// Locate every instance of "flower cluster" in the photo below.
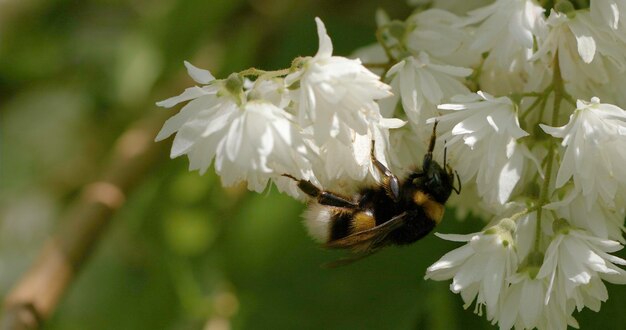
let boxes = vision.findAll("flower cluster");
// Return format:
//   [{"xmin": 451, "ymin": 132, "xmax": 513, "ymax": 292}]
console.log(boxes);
[
  {"xmin": 157, "ymin": 1, "xmax": 626, "ymax": 329},
  {"xmin": 156, "ymin": 18, "xmax": 403, "ymax": 196},
  {"xmin": 417, "ymin": 1, "xmax": 626, "ymax": 329}
]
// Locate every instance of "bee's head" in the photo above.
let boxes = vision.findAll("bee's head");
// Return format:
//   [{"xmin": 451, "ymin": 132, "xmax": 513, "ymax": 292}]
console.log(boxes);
[{"xmin": 414, "ymin": 122, "xmax": 461, "ymax": 203}]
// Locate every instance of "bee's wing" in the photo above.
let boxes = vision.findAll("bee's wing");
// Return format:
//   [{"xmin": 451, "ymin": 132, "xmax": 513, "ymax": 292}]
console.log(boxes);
[
  {"xmin": 321, "ymin": 251, "xmax": 376, "ymax": 268},
  {"xmin": 325, "ymin": 212, "xmax": 406, "ymax": 250},
  {"xmin": 325, "ymin": 212, "xmax": 407, "ymax": 251},
  {"xmin": 322, "ymin": 213, "xmax": 407, "ymax": 268}
]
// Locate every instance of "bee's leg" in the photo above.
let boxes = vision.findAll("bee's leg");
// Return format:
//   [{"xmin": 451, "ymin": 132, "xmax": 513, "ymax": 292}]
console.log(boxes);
[
  {"xmin": 282, "ymin": 174, "xmax": 358, "ymax": 209},
  {"xmin": 370, "ymin": 141, "xmax": 400, "ymax": 201}
]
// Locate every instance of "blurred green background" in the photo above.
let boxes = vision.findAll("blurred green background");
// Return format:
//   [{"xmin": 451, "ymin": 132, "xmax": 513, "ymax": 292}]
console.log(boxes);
[{"xmin": 1, "ymin": 1, "xmax": 625, "ymax": 329}]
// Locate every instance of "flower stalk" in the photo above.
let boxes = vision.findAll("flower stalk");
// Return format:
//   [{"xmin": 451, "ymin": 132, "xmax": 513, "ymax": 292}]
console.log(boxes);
[{"xmin": 535, "ymin": 51, "xmax": 565, "ymax": 251}]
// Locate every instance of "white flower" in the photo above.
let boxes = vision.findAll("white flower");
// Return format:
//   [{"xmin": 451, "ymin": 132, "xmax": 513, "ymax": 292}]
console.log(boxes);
[
  {"xmin": 455, "ymin": 0, "xmax": 545, "ymax": 95},
  {"xmin": 536, "ymin": 293, "xmax": 578, "ymax": 330},
  {"xmin": 248, "ymin": 78, "xmax": 290, "ymax": 109},
  {"xmin": 315, "ymin": 117, "xmax": 405, "ymax": 185},
  {"xmin": 540, "ymin": 97, "xmax": 626, "ymax": 208},
  {"xmin": 425, "ymin": 219, "xmax": 518, "ymax": 321},
  {"xmin": 537, "ymin": 222, "xmax": 626, "ymax": 313},
  {"xmin": 387, "ymin": 125, "xmax": 428, "ymax": 174},
  {"xmin": 590, "ymin": 0, "xmax": 626, "ymax": 34},
  {"xmin": 498, "ymin": 270, "xmax": 547, "ymax": 330},
  {"xmin": 350, "ymin": 43, "xmax": 388, "ymax": 76},
  {"xmin": 496, "ymin": 247, "xmax": 579, "ymax": 330},
  {"xmin": 546, "ymin": 187, "xmax": 626, "ymax": 243},
  {"xmin": 532, "ymin": 10, "xmax": 622, "ymax": 98},
  {"xmin": 607, "ymin": 60, "xmax": 626, "ymax": 109},
  {"xmin": 478, "ymin": 58, "xmax": 527, "ymax": 97},
  {"xmin": 285, "ymin": 17, "xmax": 392, "ymax": 145},
  {"xmin": 521, "ymin": 57, "xmax": 554, "ymax": 94},
  {"xmin": 380, "ymin": 52, "xmax": 471, "ymax": 131},
  {"xmin": 409, "ymin": 0, "xmax": 494, "ymax": 16},
  {"xmin": 573, "ymin": 9, "xmax": 626, "ymax": 73},
  {"xmin": 590, "ymin": 55, "xmax": 626, "ymax": 108},
  {"xmin": 512, "ymin": 211, "xmax": 544, "ymax": 262},
  {"xmin": 461, "ymin": 0, "xmax": 546, "ymax": 68},
  {"xmin": 156, "ymin": 66, "xmax": 311, "ymax": 193},
  {"xmin": 511, "ymin": 220, "xmax": 626, "ymax": 330},
  {"xmin": 405, "ymin": 9, "xmax": 481, "ymax": 67},
  {"xmin": 214, "ymin": 101, "xmax": 311, "ymax": 192},
  {"xmin": 156, "ymin": 62, "xmax": 220, "ymax": 108},
  {"xmin": 433, "ymin": 92, "xmax": 529, "ymax": 205},
  {"xmin": 537, "ymin": 220, "xmax": 626, "ymax": 301}
]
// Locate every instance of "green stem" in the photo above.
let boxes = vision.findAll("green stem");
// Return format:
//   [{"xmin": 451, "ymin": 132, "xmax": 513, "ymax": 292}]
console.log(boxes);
[
  {"xmin": 520, "ymin": 91, "xmax": 547, "ymax": 121},
  {"xmin": 467, "ymin": 54, "xmax": 486, "ymax": 92},
  {"xmin": 239, "ymin": 67, "xmax": 268, "ymax": 76},
  {"xmin": 519, "ymin": 92, "xmax": 544, "ymax": 98},
  {"xmin": 510, "ymin": 207, "xmax": 536, "ymax": 223},
  {"xmin": 534, "ymin": 52, "xmax": 564, "ymax": 250},
  {"xmin": 551, "ymin": 64, "xmax": 564, "ymax": 126},
  {"xmin": 240, "ymin": 67, "xmax": 291, "ymax": 81},
  {"xmin": 376, "ymin": 27, "xmax": 395, "ymax": 63},
  {"xmin": 534, "ymin": 148, "xmax": 554, "ymax": 249},
  {"xmin": 363, "ymin": 62, "xmax": 394, "ymax": 69},
  {"xmin": 536, "ymin": 95, "xmax": 549, "ymax": 125},
  {"xmin": 563, "ymin": 93, "xmax": 576, "ymax": 107}
]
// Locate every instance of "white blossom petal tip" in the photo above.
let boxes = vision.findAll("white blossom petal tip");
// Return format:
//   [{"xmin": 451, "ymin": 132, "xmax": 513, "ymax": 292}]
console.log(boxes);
[
  {"xmin": 314, "ymin": 17, "xmax": 333, "ymax": 58},
  {"xmin": 184, "ymin": 61, "xmax": 215, "ymax": 84},
  {"xmin": 156, "ymin": 86, "xmax": 211, "ymax": 108}
]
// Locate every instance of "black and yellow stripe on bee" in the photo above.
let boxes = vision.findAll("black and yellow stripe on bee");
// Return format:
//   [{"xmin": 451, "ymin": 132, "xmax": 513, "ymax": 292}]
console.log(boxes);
[
  {"xmin": 327, "ymin": 209, "xmax": 377, "ymax": 241},
  {"xmin": 328, "ymin": 209, "xmax": 352, "ymax": 241},
  {"xmin": 412, "ymin": 191, "xmax": 445, "ymax": 225},
  {"xmin": 351, "ymin": 211, "xmax": 376, "ymax": 232},
  {"xmin": 326, "ymin": 189, "xmax": 445, "ymax": 244}
]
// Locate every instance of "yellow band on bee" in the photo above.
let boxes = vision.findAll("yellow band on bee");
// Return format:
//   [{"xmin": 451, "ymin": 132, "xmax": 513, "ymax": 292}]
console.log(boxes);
[
  {"xmin": 413, "ymin": 191, "xmax": 445, "ymax": 224},
  {"xmin": 352, "ymin": 211, "xmax": 376, "ymax": 232}
]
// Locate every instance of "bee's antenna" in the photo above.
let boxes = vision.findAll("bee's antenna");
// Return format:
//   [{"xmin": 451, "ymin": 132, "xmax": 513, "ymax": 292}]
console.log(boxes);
[
  {"xmin": 452, "ymin": 170, "xmax": 462, "ymax": 194},
  {"xmin": 427, "ymin": 121, "xmax": 438, "ymax": 154}
]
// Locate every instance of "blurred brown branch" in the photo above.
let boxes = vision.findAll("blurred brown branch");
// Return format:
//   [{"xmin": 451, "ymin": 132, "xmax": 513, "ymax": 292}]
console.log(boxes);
[
  {"xmin": 0, "ymin": 111, "xmax": 170, "ymax": 330},
  {"xmin": 0, "ymin": 4, "xmax": 284, "ymax": 326}
]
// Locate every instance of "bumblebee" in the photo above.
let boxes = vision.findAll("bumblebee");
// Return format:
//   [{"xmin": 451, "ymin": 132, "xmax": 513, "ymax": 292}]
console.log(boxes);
[{"xmin": 284, "ymin": 122, "xmax": 461, "ymax": 267}]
